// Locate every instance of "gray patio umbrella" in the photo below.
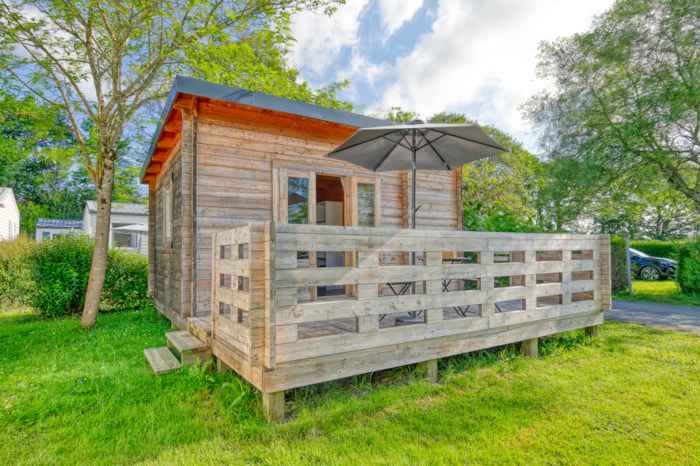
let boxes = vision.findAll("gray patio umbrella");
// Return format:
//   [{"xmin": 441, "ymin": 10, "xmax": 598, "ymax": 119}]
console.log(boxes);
[{"xmin": 325, "ymin": 120, "xmax": 508, "ymax": 229}]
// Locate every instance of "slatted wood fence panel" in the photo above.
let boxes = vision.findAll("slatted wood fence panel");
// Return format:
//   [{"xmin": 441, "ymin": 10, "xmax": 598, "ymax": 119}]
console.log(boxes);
[{"xmin": 212, "ymin": 221, "xmax": 610, "ymax": 392}]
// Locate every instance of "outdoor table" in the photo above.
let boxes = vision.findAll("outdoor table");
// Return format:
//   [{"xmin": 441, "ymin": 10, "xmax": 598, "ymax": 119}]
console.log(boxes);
[{"xmin": 441, "ymin": 257, "xmax": 502, "ymax": 314}]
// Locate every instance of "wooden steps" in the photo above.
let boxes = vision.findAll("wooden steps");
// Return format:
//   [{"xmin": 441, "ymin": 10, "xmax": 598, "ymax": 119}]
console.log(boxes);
[
  {"xmin": 166, "ymin": 330, "xmax": 211, "ymax": 366},
  {"xmin": 145, "ymin": 326, "xmax": 212, "ymax": 375},
  {"xmin": 144, "ymin": 347, "xmax": 181, "ymax": 375},
  {"xmin": 188, "ymin": 316, "xmax": 212, "ymax": 346}
]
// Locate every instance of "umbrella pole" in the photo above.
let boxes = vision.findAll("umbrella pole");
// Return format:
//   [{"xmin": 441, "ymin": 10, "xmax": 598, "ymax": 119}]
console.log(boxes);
[{"xmin": 411, "ymin": 133, "xmax": 417, "ymax": 301}]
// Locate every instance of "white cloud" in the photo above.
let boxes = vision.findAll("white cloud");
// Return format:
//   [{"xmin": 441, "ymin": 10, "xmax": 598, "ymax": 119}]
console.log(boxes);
[
  {"xmin": 382, "ymin": 0, "xmax": 615, "ymax": 145},
  {"xmin": 288, "ymin": 0, "xmax": 617, "ymax": 152},
  {"xmin": 289, "ymin": 1, "xmax": 370, "ymax": 76},
  {"xmin": 379, "ymin": 0, "xmax": 425, "ymax": 37}
]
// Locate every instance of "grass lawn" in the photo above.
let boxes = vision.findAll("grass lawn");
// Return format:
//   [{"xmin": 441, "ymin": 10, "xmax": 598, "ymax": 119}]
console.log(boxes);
[
  {"xmin": 2, "ymin": 307, "xmax": 700, "ymax": 465},
  {"xmin": 614, "ymin": 280, "xmax": 700, "ymax": 307}
]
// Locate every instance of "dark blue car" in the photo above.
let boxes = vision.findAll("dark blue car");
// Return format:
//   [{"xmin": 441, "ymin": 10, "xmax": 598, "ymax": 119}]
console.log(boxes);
[{"xmin": 629, "ymin": 248, "xmax": 677, "ymax": 281}]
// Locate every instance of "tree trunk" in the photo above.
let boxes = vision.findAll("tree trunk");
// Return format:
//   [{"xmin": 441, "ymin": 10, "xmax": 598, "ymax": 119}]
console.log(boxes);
[{"xmin": 80, "ymin": 152, "xmax": 116, "ymax": 328}]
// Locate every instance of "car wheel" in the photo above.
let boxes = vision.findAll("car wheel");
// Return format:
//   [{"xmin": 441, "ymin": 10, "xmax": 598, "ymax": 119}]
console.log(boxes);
[{"xmin": 640, "ymin": 266, "xmax": 661, "ymax": 281}]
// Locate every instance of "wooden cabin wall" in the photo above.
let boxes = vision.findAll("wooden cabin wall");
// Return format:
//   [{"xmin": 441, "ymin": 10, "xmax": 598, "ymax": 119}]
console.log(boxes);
[
  {"xmin": 152, "ymin": 146, "xmax": 185, "ymax": 328},
  {"xmin": 191, "ymin": 106, "xmax": 462, "ymax": 317}
]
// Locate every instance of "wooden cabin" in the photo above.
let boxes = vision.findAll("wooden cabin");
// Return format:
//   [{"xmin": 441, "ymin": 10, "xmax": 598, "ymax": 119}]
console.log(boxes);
[{"xmin": 142, "ymin": 76, "xmax": 609, "ymax": 421}]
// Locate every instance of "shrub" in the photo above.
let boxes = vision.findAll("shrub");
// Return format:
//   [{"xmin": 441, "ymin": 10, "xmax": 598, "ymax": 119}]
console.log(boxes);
[
  {"xmin": 101, "ymin": 248, "xmax": 149, "ymax": 312},
  {"xmin": 29, "ymin": 235, "xmax": 94, "ymax": 317},
  {"xmin": 677, "ymin": 238, "xmax": 700, "ymax": 295},
  {"xmin": 630, "ymin": 240, "xmax": 687, "ymax": 261},
  {"xmin": 0, "ymin": 236, "xmax": 36, "ymax": 311},
  {"xmin": 610, "ymin": 236, "xmax": 629, "ymax": 292}
]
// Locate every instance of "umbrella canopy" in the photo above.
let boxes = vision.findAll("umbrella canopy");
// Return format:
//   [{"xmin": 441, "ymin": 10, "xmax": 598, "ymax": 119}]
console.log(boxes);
[
  {"xmin": 113, "ymin": 223, "xmax": 149, "ymax": 232},
  {"xmin": 325, "ymin": 121, "xmax": 508, "ymax": 228}
]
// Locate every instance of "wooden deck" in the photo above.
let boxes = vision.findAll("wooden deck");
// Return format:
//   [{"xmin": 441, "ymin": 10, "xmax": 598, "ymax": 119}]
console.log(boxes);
[{"xmin": 210, "ymin": 221, "xmax": 610, "ymax": 420}]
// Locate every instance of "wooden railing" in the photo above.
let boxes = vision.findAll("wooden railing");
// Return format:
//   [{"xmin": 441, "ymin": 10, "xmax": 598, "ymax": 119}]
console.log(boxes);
[{"xmin": 212, "ymin": 222, "xmax": 610, "ymax": 382}]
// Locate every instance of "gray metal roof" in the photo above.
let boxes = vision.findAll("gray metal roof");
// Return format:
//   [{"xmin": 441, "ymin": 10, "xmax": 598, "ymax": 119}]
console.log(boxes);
[
  {"xmin": 140, "ymin": 76, "xmax": 393, "ymax": 181},
  {"xmin": 36, "ymin": 218, "xmax": 83, "ymax": 229},
  {"xmin": 86, "ymin": 200, "xmax": 148, "ymax": 215}
]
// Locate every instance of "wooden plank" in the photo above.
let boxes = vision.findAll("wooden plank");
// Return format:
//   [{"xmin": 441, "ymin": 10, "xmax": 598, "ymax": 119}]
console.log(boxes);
[
  {"xmin": 166, "ymin": 330, "xmax": 207, "ymax": 354},
  {"xmin": 276, "ymin": 290, "xmax": 490, "ymax": 324},
  {"xmin": 144, "ymin": 347, "xmax": 181, "ymax": 375},
  {"xmin": 262, "ymin": 312, "xmax": 604, "ymax": 392}
]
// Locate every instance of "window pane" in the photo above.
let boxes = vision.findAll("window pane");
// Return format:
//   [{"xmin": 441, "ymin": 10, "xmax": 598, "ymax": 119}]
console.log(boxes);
[
  {"xmin": 113, "ymin": 232, "xmax": 133, "ymax": 248},
  {"xmin": 357, "ymin": 183, "xmax": 376, "ymax": 227},
  {"xmin": 288, "ymin": 177, "xmax": 309, "ymax": 224}
]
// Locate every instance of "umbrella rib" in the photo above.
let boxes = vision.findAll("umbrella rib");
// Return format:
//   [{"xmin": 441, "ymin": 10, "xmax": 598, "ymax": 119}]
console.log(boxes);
[
  {"xmin": 325, "ymin": 132, "xmax": 393, "ymax": 155},
  {"xmin": 423, "ymin": 136, "xmax": 452, "ymax": 170},
  {"xmin": 372, "ymin": 142, "xmax": 398, "ymax": 171},
  {"xmin": 443, "ymin": 132, "xmax": 507, "ymax": 151}
]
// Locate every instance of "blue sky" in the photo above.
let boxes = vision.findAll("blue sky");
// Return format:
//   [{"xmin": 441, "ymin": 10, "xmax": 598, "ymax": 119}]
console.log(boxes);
[{"xmin": 290, "ymin": 0, "xmax": 616, "ymax": 154}]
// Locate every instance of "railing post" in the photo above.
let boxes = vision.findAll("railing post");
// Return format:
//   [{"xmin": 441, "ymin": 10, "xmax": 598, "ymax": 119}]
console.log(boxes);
[
  {"xmin": 562, "ymin": 250, "xmax": 572, "ymax": 305},
  {"xmin": 264, "ymin": 221, "xmax": 277, "ymax": 369},
  {"xmin": 356, "ymin": 251, "xmax": 379, "ymax": 332},
  {"xmin": 524, "ymin": 250, "xmax": 537, "ymax": 311},
  {"xmin": 479, "ymin": 251, "xmax": 495, "ymax": 316},
  {"xmin": 211, "ymin": 232, "xmax": 218, "ymax": 352},
  {"xmin": 423, "ymin": 251, "xmax": 443, "ymax": 324}
]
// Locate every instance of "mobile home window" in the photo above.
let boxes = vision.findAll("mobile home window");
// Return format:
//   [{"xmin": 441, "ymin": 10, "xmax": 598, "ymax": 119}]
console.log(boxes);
[
  {"xmin": 164, "ymin": 180, "xmax": 172, "ymax": 246},
  {"xmin": 287, "ymin": 176, "xmax": 309, "ymax": 224},
  {"xmin": 351, "ymin": 177, "xmax": 381, "ymax": 227}
]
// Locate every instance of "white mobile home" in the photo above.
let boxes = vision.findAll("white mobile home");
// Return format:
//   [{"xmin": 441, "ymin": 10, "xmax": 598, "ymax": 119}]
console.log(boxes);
[
  {"xmin": 82, "ymin": 201, "xmax": 149, "ymax": 255},
  {"xmin": 35, "ymin": 218, "xmax": 84, "ymax": 242},
  {"xmin": 0, "ymin": 188, "xmax": 20, "ymax": 241}
]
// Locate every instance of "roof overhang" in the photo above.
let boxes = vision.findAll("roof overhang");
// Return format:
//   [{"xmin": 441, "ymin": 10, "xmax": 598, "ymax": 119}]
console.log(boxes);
[{"xmin": 140, "ymin": 76, "xmax": 392, "ymax": 186}]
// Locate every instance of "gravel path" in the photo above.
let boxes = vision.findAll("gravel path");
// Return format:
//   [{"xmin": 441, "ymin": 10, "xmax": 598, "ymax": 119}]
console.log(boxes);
[{"xmin": 606, "ymin": 299, "xmax": 700, "ymax": 335}]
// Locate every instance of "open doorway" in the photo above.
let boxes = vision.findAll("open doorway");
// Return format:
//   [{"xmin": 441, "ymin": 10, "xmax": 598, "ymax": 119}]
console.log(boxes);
[{"xmin": 316, "ymin": 175, "xmax": 345, "ymax": 297}]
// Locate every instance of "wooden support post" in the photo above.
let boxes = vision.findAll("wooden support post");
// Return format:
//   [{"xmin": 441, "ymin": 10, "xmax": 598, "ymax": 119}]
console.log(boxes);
[
  {"xmin": 417, "ymin": 359, "xmax": 438, "ymax": 382},
  {"xmin": 216, "ymin": 358, "xmax": 232, "ymax": 373},
  {"xmin": 523, "ymin": 338, "xmax": 538, "ymax": 358},
  {"xmin": 586, "ymin": 326, "xmax": 599, "ymax": 338},
  {"xmin": 263, "ymin": 391, "xmax": 285, "ymax": 422}
]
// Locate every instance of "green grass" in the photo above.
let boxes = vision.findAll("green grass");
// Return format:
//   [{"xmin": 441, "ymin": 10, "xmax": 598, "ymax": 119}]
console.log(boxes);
[
  {"xmin": 614, "ymin": 280, "xmax": 700, "ymax": 307},
  {"xmin": 2, "ymin": 307, "xmax": 700, "ymax": 465}
]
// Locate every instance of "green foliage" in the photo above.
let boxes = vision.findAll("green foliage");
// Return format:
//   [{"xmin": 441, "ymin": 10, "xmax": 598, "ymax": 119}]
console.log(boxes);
[
  {"xmin": 2, "ymin": 235, "xmax": 149, "ymax": 317},
  {"xmin": 526, "ymin": 0, "xmax": 700, "ymax": 210},
  {"xmin": 29, "ymin": 235, "xmax": 94, "ymax": 317},
  {"xmin": 0, "ymin": 236, "xmax": 36, "ymax": 310},
  {"xmin": 426, "ymin": 112, "xmax": 542, "ymax": 232},
  {"xmin": 101, "ymin": 249, "xmax": 150, "ymax": 312},
  {"xmin": 630, "ymin": 240, "xmax": 688, "ymax": 260},
  {"xmin": 386, "ymin": 106, "xmax": 420, "ymax": 123},
  {"xmin": 677, "ymin": 238, "xmax": 700, "ymax": 295},
  {"xmin": 187, "ymin": 27, "xmax": 353, "ymax": 112},
  {"xmin": 610, "ymin": 236, "xmax": 629, "ymax": 292}
]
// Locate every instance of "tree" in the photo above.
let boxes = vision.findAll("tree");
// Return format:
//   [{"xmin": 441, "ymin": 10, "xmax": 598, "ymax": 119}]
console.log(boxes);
[
  {"xmin": 0, "ymin": 0, "xmax": 341, "ymax": 327},
  {"xmin": 525, "ymin": 0, "xmax": 700, "ymax": 210},
  {"xmin": 0, "ymin": 89, "xmax": 92, "ymax": 233},
  {"xmin": 429, "ymin": 112, "xmax": 541, "ymax": 232},
  {"xmin": 187, "ymin": 26, "xmax": 353, "ymax": 111}
]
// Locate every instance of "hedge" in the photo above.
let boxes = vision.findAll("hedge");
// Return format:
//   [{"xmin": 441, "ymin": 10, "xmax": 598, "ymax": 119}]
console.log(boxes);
[
  {"xmin": 677, "ymin": 238, "xmax": 700, "ymax": 295},
  {"xmin": 629, "ymin": 240, "xmax": 687, "ymax": 260},
  {"xmin": 610, "ymin": 236, "xmax": 629, "ymax": 292},
  {"xmin": 0, "ymin": 235, "xmax": 149, "ymax": 317},
  {"xmin": 0, "ymin": 236, "xmax": 36, "ymax": 310}
]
